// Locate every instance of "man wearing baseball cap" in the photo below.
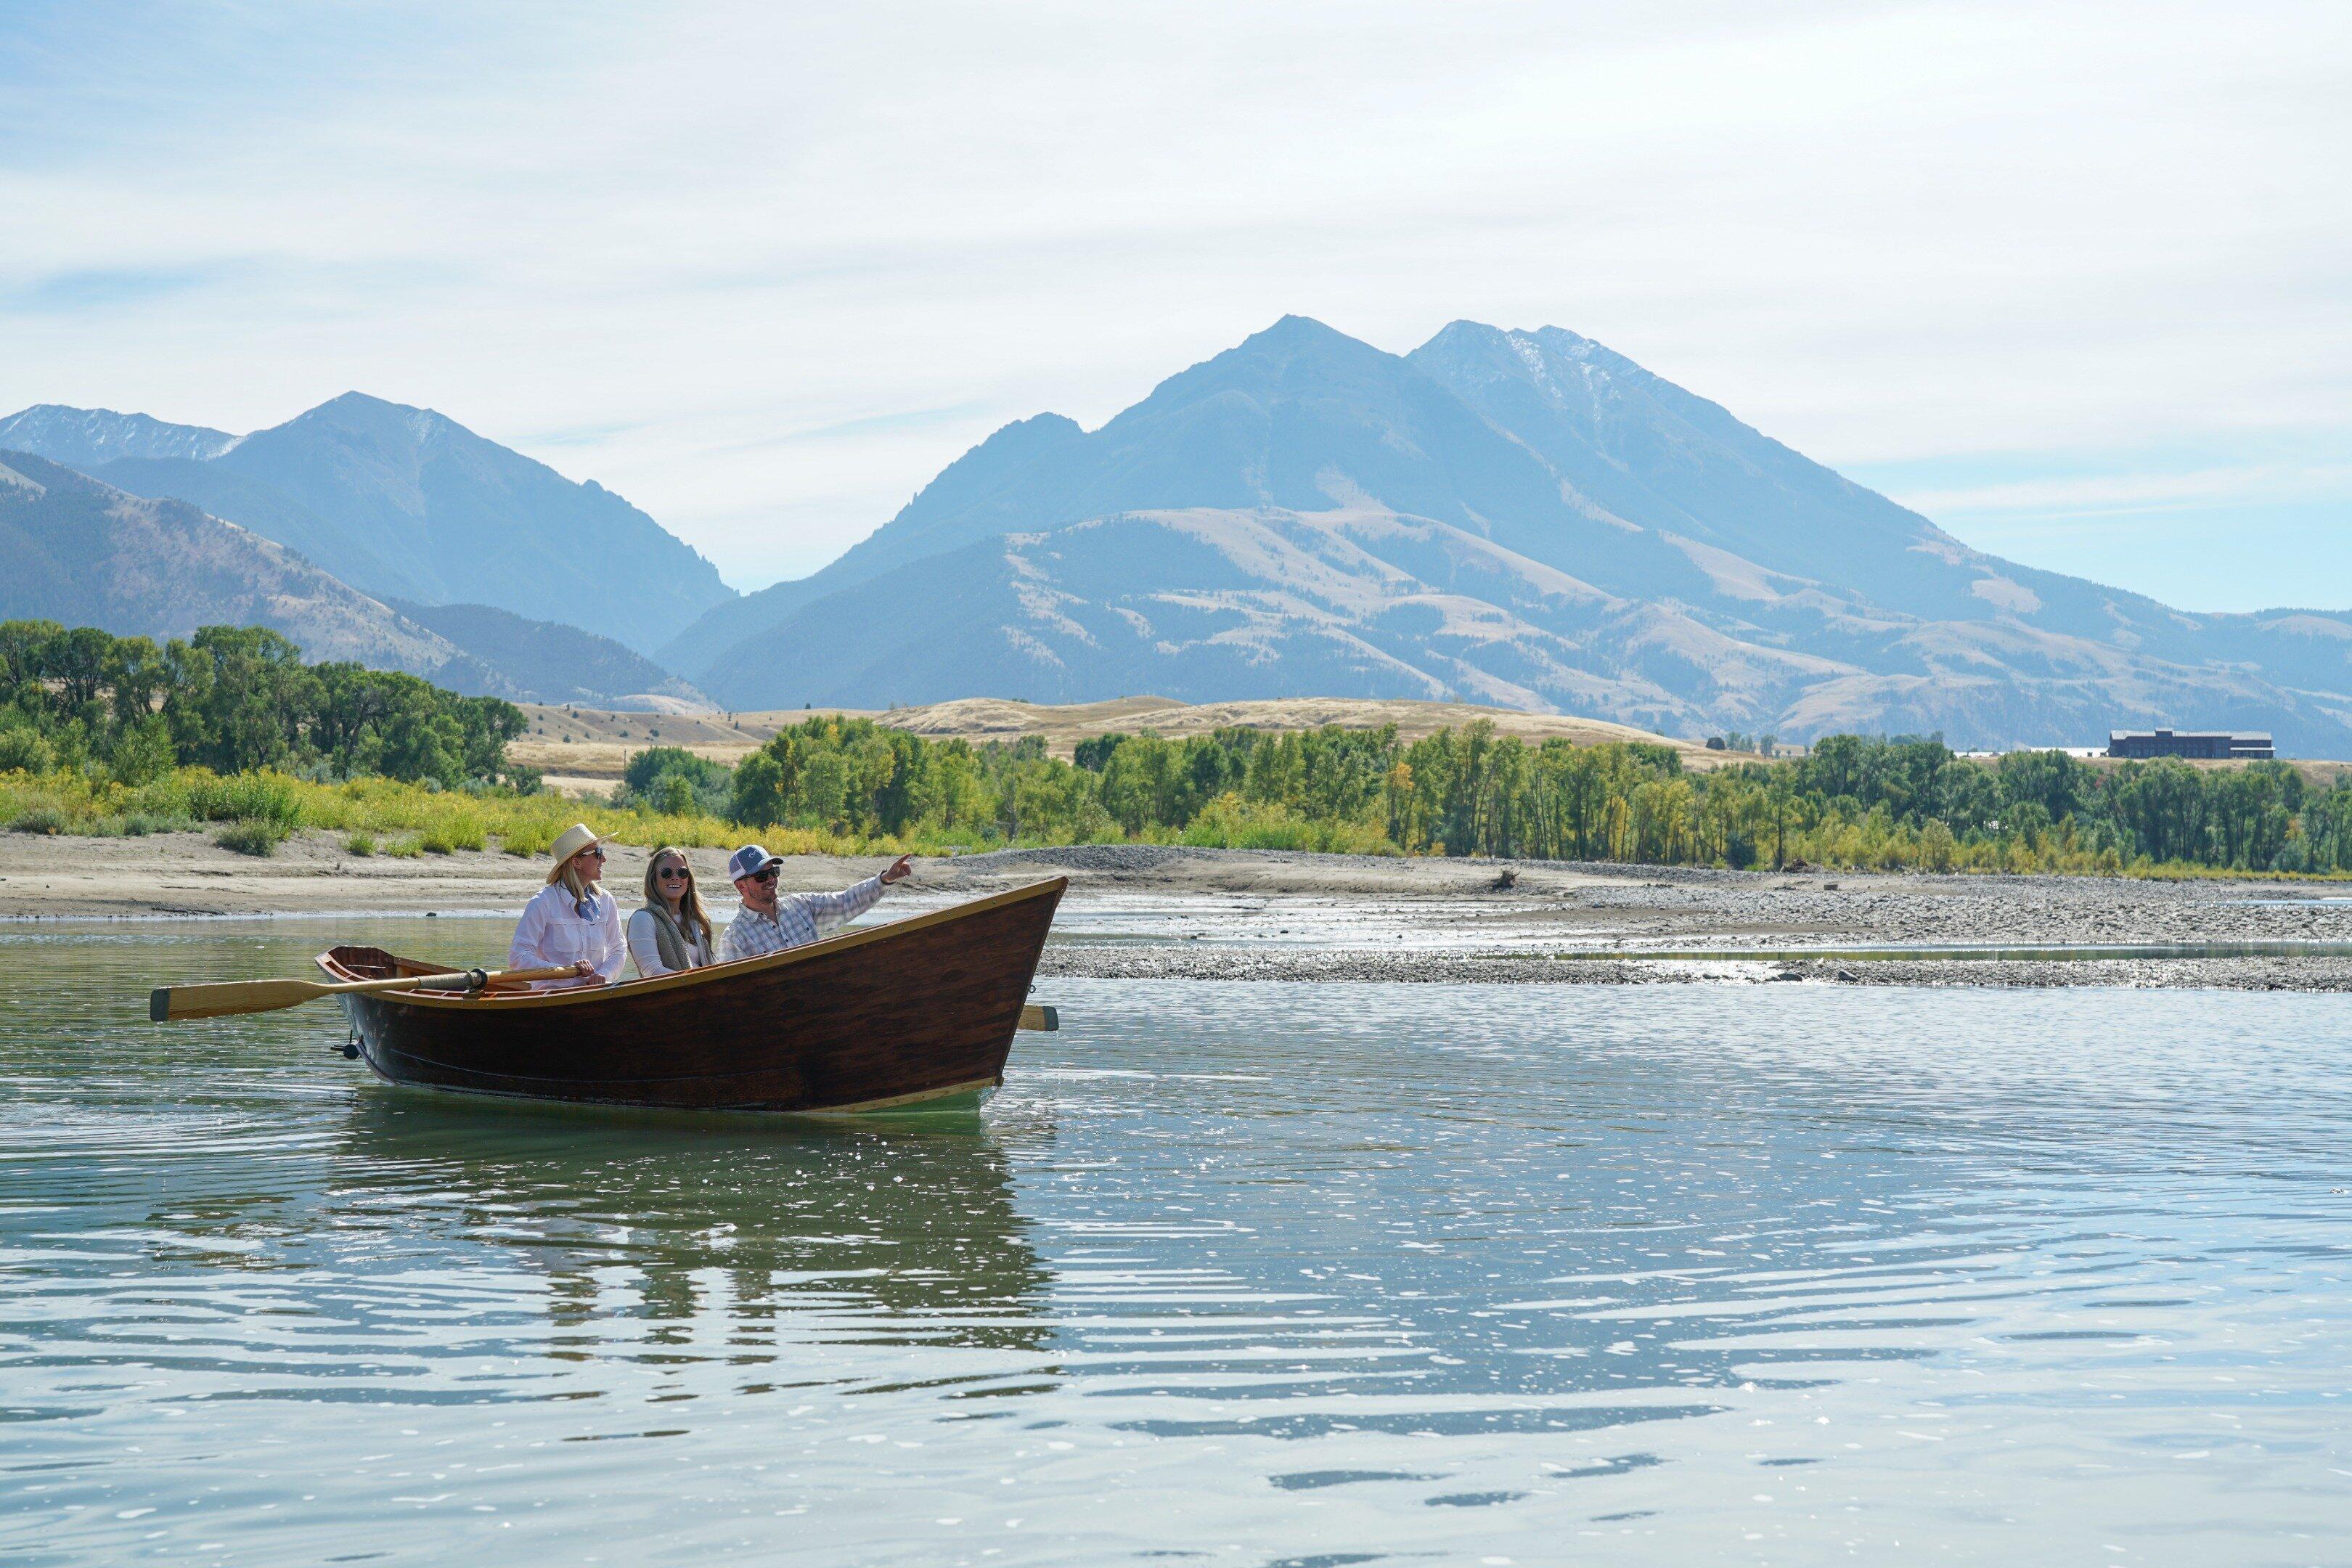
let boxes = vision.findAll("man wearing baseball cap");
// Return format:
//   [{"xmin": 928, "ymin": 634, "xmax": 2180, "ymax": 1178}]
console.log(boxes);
[{"xmin": 719, "ymin": 843, "xmax": 915, "ymax": 963}]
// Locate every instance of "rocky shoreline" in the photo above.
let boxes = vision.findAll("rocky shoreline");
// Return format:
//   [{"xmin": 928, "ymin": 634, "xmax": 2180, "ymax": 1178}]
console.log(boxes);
[
  {"xmin": 1035, "ymin": 945, "xmax": 2352, "ymax": 991},
  {"xmin": 5, "ymin": 833, "xmax": 2350, "ymax": 989},
  {"xmin": 963, "ymin": 845, "xmax": 2352, "ymax": 991}
]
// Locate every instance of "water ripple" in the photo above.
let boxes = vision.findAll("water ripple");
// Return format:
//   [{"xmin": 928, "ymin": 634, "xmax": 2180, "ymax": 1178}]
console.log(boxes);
[{"xmin": 1, "ymin": 924, "xmax": 2349, "ymax": 1563}]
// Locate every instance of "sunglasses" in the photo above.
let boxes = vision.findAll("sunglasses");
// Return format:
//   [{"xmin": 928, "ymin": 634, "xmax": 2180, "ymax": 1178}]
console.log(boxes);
[
  {"xmin": 656, "ymin": 865, "xmax": 690, "ymax": 881},
  {"xmin": 750, "ymin": 867, "xmax": 780, "ymax": 884},
  {"xmin": 581, "ymin": 845, "xmax": 607, "ymax": 860}
]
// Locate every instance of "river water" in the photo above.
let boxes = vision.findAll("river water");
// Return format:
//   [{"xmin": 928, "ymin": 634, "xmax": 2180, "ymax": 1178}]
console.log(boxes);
[{"xmin": 3, "ymin": 918, "xmax": 2349, "ymax": 1566}]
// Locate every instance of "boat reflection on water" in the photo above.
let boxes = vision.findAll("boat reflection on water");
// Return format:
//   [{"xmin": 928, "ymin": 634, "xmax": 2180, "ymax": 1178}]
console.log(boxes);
[{"xmin": 332, "ymin": 1095, "xmax": 1056, "ymax": 1360}]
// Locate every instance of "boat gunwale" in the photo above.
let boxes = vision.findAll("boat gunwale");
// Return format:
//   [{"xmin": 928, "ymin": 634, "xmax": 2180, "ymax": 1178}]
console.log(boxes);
[{"xmin": 315, "ymin": 876, "xmax": 1067, "ymax": 1011}]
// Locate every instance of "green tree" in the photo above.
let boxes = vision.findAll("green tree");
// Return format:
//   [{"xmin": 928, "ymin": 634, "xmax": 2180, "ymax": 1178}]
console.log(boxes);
[
  {"xmin": 731, "ymin": 751, "xmax": 788, "ymax": 825},
  {"xmin": 166, "ymin": 626, "xmax": 317, "ymax": 774}
]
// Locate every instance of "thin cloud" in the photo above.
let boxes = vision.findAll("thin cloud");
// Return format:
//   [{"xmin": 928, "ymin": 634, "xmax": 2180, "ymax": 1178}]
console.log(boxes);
[
  {"xmin": 1901, "ymin": 464, "xmax": 2352, "ymax": 517},
  {"xmin": 0, "ymin": 1, "xmax": 2346, "ymax": 603}
]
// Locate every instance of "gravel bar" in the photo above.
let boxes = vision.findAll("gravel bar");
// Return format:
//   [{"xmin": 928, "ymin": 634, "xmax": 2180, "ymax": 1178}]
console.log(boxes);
[{"xmin": 1037, "ymin": 945, "xmax": 2352, "ymax": 990}]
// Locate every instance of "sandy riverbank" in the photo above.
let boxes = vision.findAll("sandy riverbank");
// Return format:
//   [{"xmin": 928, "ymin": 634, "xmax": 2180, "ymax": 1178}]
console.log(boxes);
[
  {"xmin": 0, "ymin": 831, "xmax": 916, "ymax": 918},
  {"xmin": 4, "ymin": 833, "xmax": 2348, "ymax": 989}
]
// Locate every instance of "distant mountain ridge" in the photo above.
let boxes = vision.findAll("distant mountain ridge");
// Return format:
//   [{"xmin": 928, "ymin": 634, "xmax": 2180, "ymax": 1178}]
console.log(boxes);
[
  {"xmin": 381, "ymin": 599, "xmax": 711, "ymax": 711},
  {"xmin": 0, "ymin": 405, "xmax": 237, "ymax": 467},
  {"xmin": 0, "ymin": 451, "xmax": 476, "ymax": 677},
  {"xmin": 664, "ymin": 316, "xmax": 2352, "ymax": 753},
  {"xmin": 19, "ymin": 320, "xmax": 2351, "ymax": 753},
  {"xmin": 0, "ymin": 454, "xmax": 714, "ymax": 710},
  {"xmin": 0, "ymin": 394, "xmax": 735, "ymax": 654}
]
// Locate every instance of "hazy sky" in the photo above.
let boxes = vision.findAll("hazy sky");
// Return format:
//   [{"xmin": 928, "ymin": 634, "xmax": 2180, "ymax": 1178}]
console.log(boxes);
[{"xmin": 4, "ymin": 1, "xmax": 2346, "ymax": 607}]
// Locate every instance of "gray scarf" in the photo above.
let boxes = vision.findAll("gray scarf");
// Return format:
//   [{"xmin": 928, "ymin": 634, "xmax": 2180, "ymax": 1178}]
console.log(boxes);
[{"xmin": 640, "ymin": 900, "xmax": 705, "ymax": 971}]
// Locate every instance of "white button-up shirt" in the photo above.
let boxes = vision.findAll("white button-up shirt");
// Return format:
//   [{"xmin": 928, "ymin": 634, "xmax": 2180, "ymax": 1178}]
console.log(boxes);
[
  {"xmin": 508, "ymin": 882, "xmax": 628, "ymax": 984},
  {"xmin": 721, "ymin": 876, "xmax": 886, "ymax": 963}
]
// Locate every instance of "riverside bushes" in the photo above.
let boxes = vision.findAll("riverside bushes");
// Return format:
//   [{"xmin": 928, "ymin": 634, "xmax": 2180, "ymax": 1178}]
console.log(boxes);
[
  {"xmin": 4, "ymin": 720, "xmax": 2347, "ymax": 880},
  {"xmin": 0, "ymin": 766, "xmax": 818, "ymax": 859},
  {"xmin": 4, "ymin": 607, "xmax": 2348, "ymax": 879}
]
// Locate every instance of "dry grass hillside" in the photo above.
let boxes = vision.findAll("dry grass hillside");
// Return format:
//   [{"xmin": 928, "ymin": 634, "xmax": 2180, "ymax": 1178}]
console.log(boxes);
[
  {"xmin": 510, "ymin": 694, "xmax": 1731, "ymax": 790},
  {"xmin": 510, "ymin": 703, "xmax": 836, "ymax": 790},
  {"xmin": 880, "ymin": 696, "xmax": 1721, "ymax": 761}
]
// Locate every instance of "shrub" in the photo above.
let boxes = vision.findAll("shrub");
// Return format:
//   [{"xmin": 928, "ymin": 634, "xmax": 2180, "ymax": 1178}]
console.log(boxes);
[
  {"xmin": 1176, "ymin": 793, "xmax": 1395, "ymax": 854},
  {"xmin": 344, "ymin": 831, "xmax": 376, "ymax": 856},
  {"xmin": 417, "ymin": 811, "xmax": 485, "ymax": 854},
  {"xmin": 185, "ymin": 772, "xmax": 301, "ymax": 828},
  {"xmin": 214, "ymin": 819, "xmax": 287, "ymax": 857},
  {"xmin": 383, "ymin": 835, "xmax": 425, "ymax": 858},
  {"xmin": 106, "ymin": 718, "xmax": 177, "ymax": 786},
  {"xmin": 499, "ymin": 819, "xmax": 557, "ymax": 857},
  {"xmin": 0, "ymin": 729, "xmax": 57, "ymax": 775},
  {"xmin": 9, "ymin": 806, "xmax": 68, "ymax": 836}
]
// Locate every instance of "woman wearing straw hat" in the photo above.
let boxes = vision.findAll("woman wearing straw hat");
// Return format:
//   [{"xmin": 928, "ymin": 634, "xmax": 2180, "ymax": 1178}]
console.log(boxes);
[{"xmin": 507, "ymin": 823, "xmax": 628, "ymax": 987}]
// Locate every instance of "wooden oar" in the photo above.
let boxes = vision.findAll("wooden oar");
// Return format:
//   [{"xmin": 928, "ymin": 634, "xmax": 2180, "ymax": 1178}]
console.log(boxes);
[
  {"xmin": 1018, "ymin": 1003, "xmax": 1058, "ymax": 1032},
  {"xmin": 150, "ymin": 965, "xmax": 584, "ymax": 1022}
]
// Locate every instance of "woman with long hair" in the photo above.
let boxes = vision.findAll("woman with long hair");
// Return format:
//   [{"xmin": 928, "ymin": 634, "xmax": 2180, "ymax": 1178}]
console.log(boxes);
[
  {"xmin": 627, "ymin": 846, "xmax": 716, "ymax": 977},
  {"xmin": 507, "ymin": 823, "xmax": 628, "ymax": 987}
]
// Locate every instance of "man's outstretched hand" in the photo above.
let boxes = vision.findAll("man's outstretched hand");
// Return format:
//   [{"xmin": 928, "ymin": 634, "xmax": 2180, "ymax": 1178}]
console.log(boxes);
[{"xmin": 879, "ymin": 854, "xmax": 915, "ymax": 886}]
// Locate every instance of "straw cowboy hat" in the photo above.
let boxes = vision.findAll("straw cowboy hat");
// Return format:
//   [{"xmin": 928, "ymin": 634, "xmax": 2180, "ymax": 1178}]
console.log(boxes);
[{"xmin": 545, "ymin": 823, "xmax": 609, "ymax": 883}]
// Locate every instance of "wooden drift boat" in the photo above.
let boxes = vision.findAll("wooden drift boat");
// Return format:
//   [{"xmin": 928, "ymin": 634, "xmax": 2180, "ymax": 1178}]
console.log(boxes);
[{"xmin": 318, "ymin": 878, "xmax": 1066, "ymax": 1114}]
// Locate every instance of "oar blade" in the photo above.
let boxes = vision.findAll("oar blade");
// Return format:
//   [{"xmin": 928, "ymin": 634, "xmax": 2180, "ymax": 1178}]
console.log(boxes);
[
  {"xmin": 1018, "ymin": 1003, "xmax": 1058, "ymax": 1032},
  {"xmin": 150, "ymin": 976, "xmax": 330, "ymax": 1021}
]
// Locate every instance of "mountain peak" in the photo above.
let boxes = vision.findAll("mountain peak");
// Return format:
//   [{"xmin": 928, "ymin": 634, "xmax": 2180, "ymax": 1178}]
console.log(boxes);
[
  {"xmin": 1254, "ymin": 312, "xmax": 1349, "ymax": 342},
  {"xmin": 1000, "ymin": 411, "xmax": 1085, "ymax": 440},
  {"xmin": 1146, "ymin": 317, "xmax": 1398, "ymax": 388},
  {"xmin": 1230, "ymin": 314, "xmax": 1384, "ymax": 362},
  {"xmin": 1418, "ymin": 320, "xmax": 1615, "ymax": 378},
  {"xmin": 1116, "ymin": 317, "xmax": 1419, "ymax": 426},
  {"xmin": 286, "ymin": 391, "xmax": 467, "ymax": 449}
]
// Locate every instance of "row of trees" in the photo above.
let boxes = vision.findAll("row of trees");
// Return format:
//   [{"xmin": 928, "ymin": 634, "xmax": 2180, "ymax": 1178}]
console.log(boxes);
[
  {"xmin": 0, "ymin": 620, "xmax": 528, "ymax": 788},
  {"xmin": 629, "ymin": 714, "xmax": 2352, "ymax": 875},
  {"xmin": 7, "ymin": 614, "xmax": 2346, "ymax": 877}
]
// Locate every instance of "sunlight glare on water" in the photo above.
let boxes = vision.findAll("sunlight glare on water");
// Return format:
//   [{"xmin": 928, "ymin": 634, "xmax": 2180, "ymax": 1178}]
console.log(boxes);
[{"xmin": 1, "ymin": 918, "xmax": 2349, "ymax": 1565}]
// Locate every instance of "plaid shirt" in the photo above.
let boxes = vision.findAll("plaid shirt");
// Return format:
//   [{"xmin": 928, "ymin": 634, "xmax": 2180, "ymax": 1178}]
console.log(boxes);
[{"xmin": 721, "ymin": 875, "xmax": 887, "ymax": 963}]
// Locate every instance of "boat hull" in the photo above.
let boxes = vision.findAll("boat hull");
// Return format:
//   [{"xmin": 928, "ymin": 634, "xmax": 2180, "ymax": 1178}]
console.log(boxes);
[{"xmin": 321, "ymin": 878, "xmax": 1064, "ymax": 1114}]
